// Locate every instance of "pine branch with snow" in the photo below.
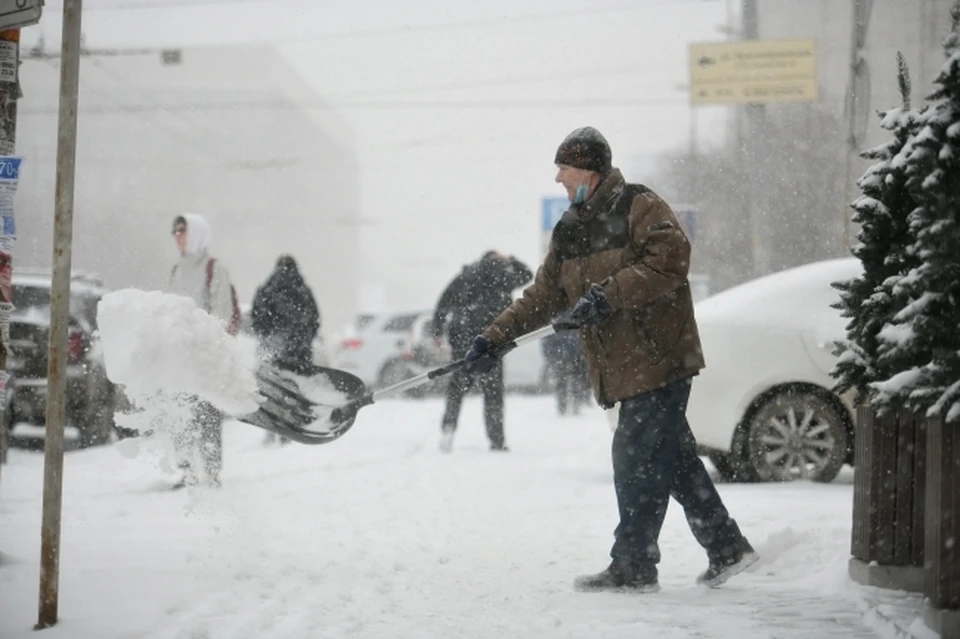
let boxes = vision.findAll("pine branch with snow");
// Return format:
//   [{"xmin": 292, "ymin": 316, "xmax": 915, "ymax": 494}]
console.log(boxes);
[
  {"xmin": 876, "ymin": 11, "xmax": 960, "ymax": 423},
  {"xmin": 832, "ymin": 52, "xmax": 924, "ymax": 409}
]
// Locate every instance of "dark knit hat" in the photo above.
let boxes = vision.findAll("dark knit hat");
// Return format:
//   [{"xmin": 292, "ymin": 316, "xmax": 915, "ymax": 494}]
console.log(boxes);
[{"xmin": 554, "ymin": 126, "xmax": 612, "ymax": 173}]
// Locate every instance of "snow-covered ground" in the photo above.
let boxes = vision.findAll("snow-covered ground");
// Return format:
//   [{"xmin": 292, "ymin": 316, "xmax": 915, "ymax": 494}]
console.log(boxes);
[{"xmin": 0, "ymin": 396, "xmax": 924, "ymax": 639}]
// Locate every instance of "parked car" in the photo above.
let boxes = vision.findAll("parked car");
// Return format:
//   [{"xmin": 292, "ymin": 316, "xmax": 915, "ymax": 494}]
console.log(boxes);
[
  {"xmin": 397, "ymin": 312, "xmax": 450, "ymax": 396},
  {"xmin": 330, "ymin": 311, "xmax": 424, "ymax": 389},
  {"xmin": 6, "ymin": 269, "xmax": 118, "ymax": 448},
  {"xmin": 401, "ymin": 310, "xmax": 551, "ymax": 394},
  {"xmin": 686, "ymin": 258, "xmax": 861, "ymax": 483},
  {"xmin": 604, "ymin": 259, "xmax": 861, "ymax": 483}
]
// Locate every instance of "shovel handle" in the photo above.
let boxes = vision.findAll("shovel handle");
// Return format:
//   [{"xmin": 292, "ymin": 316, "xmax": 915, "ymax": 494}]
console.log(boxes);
[{"xmin": 331, "ymin": 320, "xmax": 578, "ymax": 423}]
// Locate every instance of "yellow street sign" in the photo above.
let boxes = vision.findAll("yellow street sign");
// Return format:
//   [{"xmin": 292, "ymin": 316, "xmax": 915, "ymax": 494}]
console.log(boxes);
[
  {"xmin": 691, "ymin": 78, "xmax": 818, "ymax": 105},
  {"xmin": 689, "ymin": 39, "xmax": 818, "ymax": 105}
]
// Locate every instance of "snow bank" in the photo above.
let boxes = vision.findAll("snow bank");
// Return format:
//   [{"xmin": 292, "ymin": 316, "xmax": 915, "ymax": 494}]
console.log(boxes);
[
  {"xmin": 694, "ymin": 257, "xmax": 861, "ymax": 326},
  {"xmin": 98, "ymin": 289, "xmax": 260, "ymax": 415}
]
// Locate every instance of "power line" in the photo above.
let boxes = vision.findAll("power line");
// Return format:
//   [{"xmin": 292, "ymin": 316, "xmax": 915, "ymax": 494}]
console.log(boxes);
[
  {"xmin": 36, "ymin": 56, "xmax": 235, "ymax": 163},
  {"xmin": 282, "ymin": 1, "xmax": 723, "ymax": 44},
  {"xmin": 40, "ymin": 0, "xmax": 723, "ymax": 45},
  {"xmin": 46, "ymin": 0, "xmax": 312, "ymax": 10},
  {"xmin": 326, "ymin": 62, "xmax": 676, "ymax": 101},
  {"xmin": 22, "ymin": 55, "xmax": 679, "ymax": 101},
  {"xmin": 85, "ymin": 56, "xmax": 242, "ymax": 159},
  {"xmin": 51, "ymin": 0, "xmax": 718, "ymax": 11},
  {"xmin": 23, "ymin": 151, "xmax": 542, "ymax": 173},
  {"xmin": 19, "ymin": 97, "xmax": 688, "ymax": 116}
]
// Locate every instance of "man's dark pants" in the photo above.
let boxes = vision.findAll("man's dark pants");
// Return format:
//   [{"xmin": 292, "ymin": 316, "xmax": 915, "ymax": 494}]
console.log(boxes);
[
  {"xmin": 611, "ymin": 376, "xmax": 744, "ymax": 567},
  {"xmin": 441, "ymin": 362, "xmax": 505, "ymax": 448}
]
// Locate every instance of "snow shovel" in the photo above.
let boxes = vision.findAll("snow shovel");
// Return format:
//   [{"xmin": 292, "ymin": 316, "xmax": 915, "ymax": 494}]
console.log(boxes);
[
  {"xmin": 238, "ymin": 362, "xmax": 367, "ymax": 445},
  {"xmin": 239, "ymin": 319, "xmax": 580, "ymax": 445}
]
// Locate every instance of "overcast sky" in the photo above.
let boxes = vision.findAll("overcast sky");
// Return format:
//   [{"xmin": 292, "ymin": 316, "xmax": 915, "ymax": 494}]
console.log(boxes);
[{"xmin": 28, "ymin": 0, "xmax": 734, "ymax": 314}]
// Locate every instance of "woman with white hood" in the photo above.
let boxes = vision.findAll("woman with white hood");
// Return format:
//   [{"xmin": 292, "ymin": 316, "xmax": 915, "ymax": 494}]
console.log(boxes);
[{"xmin": 168, "ymin": 213, "xmax": 236, "ymax": 489}]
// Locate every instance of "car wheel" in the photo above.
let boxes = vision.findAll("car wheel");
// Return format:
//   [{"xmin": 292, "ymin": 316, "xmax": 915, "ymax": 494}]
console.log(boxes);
[
  {"xmin": 707, "ymin": 450, "xmax": 750, "ymax": 483},
  {"xmin": 742, "ymin": 389, "xmax": 849, "ymax": 483}
]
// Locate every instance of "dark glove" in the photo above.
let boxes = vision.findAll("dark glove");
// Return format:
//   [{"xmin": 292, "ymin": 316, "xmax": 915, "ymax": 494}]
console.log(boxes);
[
  {"xmin": 464, "ymin": 335, "xmax": 499, "ymax": 374},
  {"xmin": 569, "ymin": 283, "xmax": 612, "ymax": 326}
]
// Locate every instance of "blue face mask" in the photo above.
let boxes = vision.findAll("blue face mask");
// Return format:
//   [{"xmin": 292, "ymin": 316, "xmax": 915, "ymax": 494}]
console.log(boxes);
[{"xmin": 573, "ymin": 182, "xmax": 588, "ymax": 204}]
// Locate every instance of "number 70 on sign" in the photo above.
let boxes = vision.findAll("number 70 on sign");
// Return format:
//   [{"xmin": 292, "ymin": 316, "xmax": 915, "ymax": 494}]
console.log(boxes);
[{"xmin": 0, "ymin": 156, "xmax": 21, "ymax": 180}]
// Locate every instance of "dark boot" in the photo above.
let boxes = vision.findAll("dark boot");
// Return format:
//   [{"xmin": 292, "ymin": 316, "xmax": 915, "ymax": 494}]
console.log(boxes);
[
  {"xmin": 697, "ymin": 538, "xmax": 759, "ymax": 588},
  {"xmin": 573, "ymin": 560, "xmax": 659, "ymax": 593}
]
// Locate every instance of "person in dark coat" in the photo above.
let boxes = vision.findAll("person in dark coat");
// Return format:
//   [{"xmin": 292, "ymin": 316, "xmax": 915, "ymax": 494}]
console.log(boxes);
[
  {"xmin": 541, "ymin": 328, "xmax": 590, "ymax": 415},
  {"xmin": 251, "ymin": 255, "xmax": 321, "ymax": 369},
  {"xmin": 431, "ymin": 251, "xmax": 532, "ymax": 453},
  {"xmin": 251, "ymin": 255, "xmax": 321, "ymax": 445},
  {"xmin": 461, "ymin": 127, "xmax": 757, "ymax": 593}
]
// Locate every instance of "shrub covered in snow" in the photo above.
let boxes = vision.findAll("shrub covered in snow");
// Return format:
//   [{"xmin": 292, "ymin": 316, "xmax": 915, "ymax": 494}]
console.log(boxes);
[
  {"xmin": 832, "ymin": 54, "xmax": 924, "ymax": 411},
  {"xmin": 873, "ymin": 8, "xmax": 960, "ymax": 423}
]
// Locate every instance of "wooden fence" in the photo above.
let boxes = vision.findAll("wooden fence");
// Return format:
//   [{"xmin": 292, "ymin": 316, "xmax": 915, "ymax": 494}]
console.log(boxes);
[{"xmin": 851, "ymin": 406, "xmax": 926, "ymax": 567}]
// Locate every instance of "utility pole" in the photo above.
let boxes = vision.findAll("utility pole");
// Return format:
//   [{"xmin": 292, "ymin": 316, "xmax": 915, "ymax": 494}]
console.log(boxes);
[
  {"xmin": 0, "ymin": 25, "xmax": 18, "ymax": 484},
  {"xmin": 842, "ymin": 0, "xmax": 873, "ymax": 252},
  {"xmin": 742, "ymin": 0, "xmax": 769, "ymax": 277},
  {"xmin": 37, "ymin": 0, "xmax": 83, "ymax": 629}
]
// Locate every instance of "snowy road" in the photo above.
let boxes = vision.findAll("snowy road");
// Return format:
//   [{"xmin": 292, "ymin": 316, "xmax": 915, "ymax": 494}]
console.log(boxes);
[{"xmin": 1, "ymin": 396, "xmax": 895, "ymax": 638}]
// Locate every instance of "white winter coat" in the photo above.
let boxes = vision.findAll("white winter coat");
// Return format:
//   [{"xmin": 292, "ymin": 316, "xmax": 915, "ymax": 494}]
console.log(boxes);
[{"xmin": 169, "ymin": 214, "xmax": 234, "ymax": 328}]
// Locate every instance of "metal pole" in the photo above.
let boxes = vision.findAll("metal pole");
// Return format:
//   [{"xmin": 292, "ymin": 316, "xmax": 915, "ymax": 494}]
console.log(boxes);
[
  {"xmin": 842, "ymin": 1, "xmax": 859, "ymax": 251},
  {"xmin": 742, "ymin": 0, "xmax": 768, "ymax": 276},
  {"xmin": 843, "ymin": 0, "xmax": 873, "ymax": 254},
  {"xmin": 37, "ymin": 0, "xmax": 83, "ymax": 629},
  {"xmin": 0, "ymin": 27, "xmax": 19, "ymax": 488}
]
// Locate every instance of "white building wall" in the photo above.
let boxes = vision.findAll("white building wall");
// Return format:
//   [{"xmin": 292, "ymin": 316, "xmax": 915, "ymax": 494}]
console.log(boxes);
[{"xmin": 16, "ymin": 45, "xmax": 360, "ymax": 335}]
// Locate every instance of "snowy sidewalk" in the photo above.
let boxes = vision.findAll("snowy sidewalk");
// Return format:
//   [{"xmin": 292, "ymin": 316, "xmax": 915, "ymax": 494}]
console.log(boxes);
[
  {"xmin": 860, "ymin": 587, "xmax": 932, "ymax": 639},
  {"xmin": 0, "ymin": 396, "xmax": 930, "ymax": 638}
]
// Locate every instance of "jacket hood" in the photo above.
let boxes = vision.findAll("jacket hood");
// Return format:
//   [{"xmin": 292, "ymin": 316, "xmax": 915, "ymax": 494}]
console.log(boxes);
[{"xmin": 181, "ymin": 213, "xmax": 211, "ymax": 255}]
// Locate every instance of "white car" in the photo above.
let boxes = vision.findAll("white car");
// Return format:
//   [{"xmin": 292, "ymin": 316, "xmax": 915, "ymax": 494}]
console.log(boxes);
[
  {"xmin": 400, "ymin": 311, "xmax": 549, "ymax": 394},
  {"xmin": 607, "ymin": 258, "xmax": 861, "ymax": 483},
  {"xmin": 330, "ymin": 311, "xmax": 424, "ymax": 389},
  {"xmin": 689, "ymin": 258, "xmax": 862, "ymax": 483}
]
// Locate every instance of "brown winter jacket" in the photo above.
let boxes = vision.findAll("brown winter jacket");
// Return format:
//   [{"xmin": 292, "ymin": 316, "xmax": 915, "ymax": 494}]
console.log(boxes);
[{"xmin": 482, "ymin": 168, "xmax": 705, "ymax": 407}]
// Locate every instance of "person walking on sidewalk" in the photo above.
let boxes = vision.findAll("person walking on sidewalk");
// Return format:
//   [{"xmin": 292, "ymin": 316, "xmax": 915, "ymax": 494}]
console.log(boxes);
[
  {"xmin": 431, "ymin": 250, "xmax": 532, "ymax": 453},
  {"xmin": 168, "ymin": 213, "xmax": 237, "ymax": 488}
]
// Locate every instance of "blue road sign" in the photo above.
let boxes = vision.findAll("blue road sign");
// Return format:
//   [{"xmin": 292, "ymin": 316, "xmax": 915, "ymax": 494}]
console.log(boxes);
[{"xmin": 541, "ymin": 196, "xmax": 569, "ymax": 231}]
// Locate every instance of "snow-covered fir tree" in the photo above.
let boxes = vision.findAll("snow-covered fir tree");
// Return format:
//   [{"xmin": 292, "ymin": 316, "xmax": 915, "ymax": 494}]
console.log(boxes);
[
  {"xmin": 832, "ymin": 53, "xmax": 923, "ymax": 411},
  {"xmin": 875, "ymin": 6, "xmax": 960, "ymax": 423}
]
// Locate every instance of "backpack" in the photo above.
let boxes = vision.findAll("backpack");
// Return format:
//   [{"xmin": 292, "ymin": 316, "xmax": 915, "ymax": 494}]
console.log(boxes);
[
  {"xmin": 170, "ymin": 258, "xmax": 241, "ymax": 336},
  {"xmin": 205, "ymin": 258, "xmax": 242, "ymax": 336}
]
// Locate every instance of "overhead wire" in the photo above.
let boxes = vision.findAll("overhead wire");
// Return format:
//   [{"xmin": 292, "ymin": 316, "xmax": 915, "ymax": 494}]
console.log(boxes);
[
  {"xmin": 84, "ymin": 56, "xmax": 243, "ymax": 160},
  {"xmin": 50, "ymin": 0, "xmax": 719, "ymax": 13},
  {"xmin": 18, "ymin": 96, "xmax": 688, "ymax": 116},
  {"xmin": 40, "ymin": 0, "xmax": 724, "ymax": 47},
  {"xmin": 26, "ymin": 0, "xmax": 727, "ymax": 159},
  {"xmin": 324, "ymin": 62, "xmax": 679, "ymax": 101},
  {"xmin": 46, "ymin": 0, "xmax": 318, "ymax": 10}
]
